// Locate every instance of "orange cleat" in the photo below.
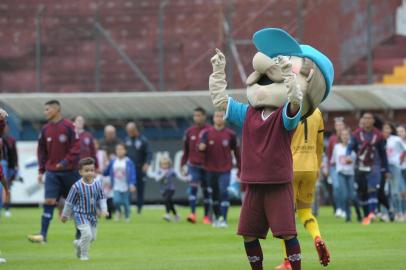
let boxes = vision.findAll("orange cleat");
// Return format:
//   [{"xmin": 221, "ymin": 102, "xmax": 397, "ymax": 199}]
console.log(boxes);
[
  {"xmin": 187, "ymin": 213, "xmax": 196, "ymax": 224},
  {"xmin": 275, "ymin": 258, "xmax": 292, "ymax": 270},
  {"xmin": 203, "ymin": 216, "xmax": 212, "ymax": 225},
  {"xmin": 314, "ymin": 236, "xmax": 330, "ymax": 266},
  {"xmin": 362, "ymin": 212, "xmax": 376, "ymax": 225}
]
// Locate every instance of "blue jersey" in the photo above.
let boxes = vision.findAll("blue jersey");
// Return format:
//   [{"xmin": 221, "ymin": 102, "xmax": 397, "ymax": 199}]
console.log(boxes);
[{"xmin": 64, "ymin": 178, "xmax": 107, "ymax": 226}]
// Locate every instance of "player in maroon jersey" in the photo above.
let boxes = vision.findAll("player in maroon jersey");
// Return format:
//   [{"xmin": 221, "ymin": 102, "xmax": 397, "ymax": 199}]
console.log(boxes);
[
  {"xmin": 199, "ymin": 110, "xmax": 240, "ymax": 228},
  {"xmin": 28, "ymin": 100, "xmax": 81, "ymax": 243},
  {"xmin": 74, "ymin": 116, "xmax": 98, "ymax": 168},
  {"xmin": 181, "ymin": 107, "xmax": 212, "ymax": 224}
]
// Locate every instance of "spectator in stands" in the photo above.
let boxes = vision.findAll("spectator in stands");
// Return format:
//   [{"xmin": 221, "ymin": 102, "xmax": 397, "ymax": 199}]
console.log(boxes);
[
  {"xmin": 1, "ymin": 123, "xmax": 18, "ymax": 218},
  {"xmin": 383, "ymin": 122, "xmax": 406, "ymax": 222},
  {"xmin": 124, "ymin": 122, "xmax": 152, "ymax": 214},
  {"xmin": 346, "ymin": 112, "xmax": 389, "ymax": 225},
  {"xmin": 396, "ymin": 125, "xmax": 406, "ymax": 218},
  {"xmin": 100, "ymin": 125, "xmax": 122, "ymax": 160},
  {"xmin": 326, "ymin": 117, "xmax": 346, "ymax": 218}
]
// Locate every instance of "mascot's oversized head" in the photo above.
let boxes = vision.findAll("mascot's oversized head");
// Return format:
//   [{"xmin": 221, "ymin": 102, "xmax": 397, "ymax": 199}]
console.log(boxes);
[{"xmin": 246, "ymin": 28, "xmax": 334, "ymax": 118}]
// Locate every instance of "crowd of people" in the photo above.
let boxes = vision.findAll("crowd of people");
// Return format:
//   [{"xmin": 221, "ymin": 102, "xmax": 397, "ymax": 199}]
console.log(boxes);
[
  {"xmin": 320, "ymin": 112, "xmax": 406, "ymax": 225},
  {"xmin": 0, "ymin": 99, "xmax": 405, "ymax": 263}
]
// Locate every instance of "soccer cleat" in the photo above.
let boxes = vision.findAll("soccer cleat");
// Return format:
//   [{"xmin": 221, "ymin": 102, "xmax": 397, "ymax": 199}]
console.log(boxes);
[
  {"xmin": 314, "ymin": 236, "xmax": 330, "ymax": 266},
  {"xmin": 80, "ymin": 256, "xmax": 89, "ymax": 261},
  {"xmin": 0, "ymin": 258, "xmax": 6, "ymax": 264},
  {"xmin": 275, "ymin": 258, "xmax": 292, "ymax": 270},
  {"xmin": 27, "ymin": 234, "xmax": 45, "ymax": 244},
  {"xmin": 186, "ymin": 213, "xmax": 196, "ymax": 224},
  {"xmin": 202, "ymin": 216, "xmax": 212, "ymax": 225},
  {"xmin": 173, "ymin": 215, "xmax": 180, "ymax": 223},
  {"xmin": 4, "ymin": 211, "xmax": 11, "ymax": 218},
  {"xmin": 362, "ymin": 212, "xmax": 376, "ymax": 225},
  {"xmin": 73, "ymin": 240, "xmax": 81, "ymax": 258}
]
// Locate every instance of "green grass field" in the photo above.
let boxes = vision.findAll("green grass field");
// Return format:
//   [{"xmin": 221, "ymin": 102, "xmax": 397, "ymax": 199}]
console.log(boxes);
[{"xmin": 0, "ymin": 206, "xmax": 405, "ymax": 270}]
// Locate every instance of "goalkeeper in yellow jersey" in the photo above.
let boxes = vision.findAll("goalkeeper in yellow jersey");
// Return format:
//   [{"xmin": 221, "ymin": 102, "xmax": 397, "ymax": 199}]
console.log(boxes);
[{"xmin": 275, "ymin": 108, "xmax": 330, "ymax": 270}]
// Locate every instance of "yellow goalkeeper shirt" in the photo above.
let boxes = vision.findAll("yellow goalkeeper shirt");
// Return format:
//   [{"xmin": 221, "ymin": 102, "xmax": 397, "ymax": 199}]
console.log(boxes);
[{"xmin": 291, "ymin": 108, "xmax": 324, "ymax": 172}]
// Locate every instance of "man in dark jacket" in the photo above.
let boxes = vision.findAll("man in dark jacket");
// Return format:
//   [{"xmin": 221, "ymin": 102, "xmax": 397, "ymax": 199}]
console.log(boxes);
[{"xmin": 124, "ymin": 122, "xmax": 152, "ymax": 214}]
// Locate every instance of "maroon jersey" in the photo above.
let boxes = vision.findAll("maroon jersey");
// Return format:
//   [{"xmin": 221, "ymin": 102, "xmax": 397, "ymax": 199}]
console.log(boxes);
[
  {"xmin": 37, "ymin": 119, "xmax": 80, "ymax": 173},
  {"xmin": 200, "ymin": 126, "xmax": 241, "ymax": 173},
  {"xmin": 79, "ymin": 130, "xmax": 97, "ymax": 167},
  {"xmin": 4, "ymin": 134, "xmax": 18, "ymax": 169},
  {"xmin": 181, "ymin": 124, "xmax": 211, "ymax": 167},
  {"xmin": 241, "ymin": 107, "xmax": 294, "ymax": 184}
]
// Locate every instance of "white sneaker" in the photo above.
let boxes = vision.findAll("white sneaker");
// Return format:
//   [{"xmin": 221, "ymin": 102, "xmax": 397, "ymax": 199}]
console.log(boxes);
[
  {"xmin": 80, "ymin": 256, "xmax": 89, "ymax": 261},
  {"xmin": 212, "ymin": 219, "xmax": 219, "ymax": 228},
  {"xmin": 163, "ymin": 214, "xmax": 171, "ymax": 222},
  {"xmin": 335, "ymin": 209, "xmax": 345, "ymax": 218},
  {"xmin": 0, "ymin": 258, "xmax": 6, "ymax": 264},
  {"xmin": 73, "ymin": 240, "xmax": 81, "ymax": 258},
  {"xmin": 4, "ymin": 211, "xmax": 11, "ymax": 218},
  {"xmin": 218, "ymin": 220, "xmax": 228, "ymax": 228}
]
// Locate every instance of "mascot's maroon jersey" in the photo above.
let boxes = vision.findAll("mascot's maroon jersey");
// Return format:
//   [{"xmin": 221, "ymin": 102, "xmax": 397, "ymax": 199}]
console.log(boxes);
[
  {"xmin": 199, "ymin": 126, "xmax": 241, "ymax": 173},
  {"xmin": 37, "ymin": 119, "xmax": 80, "ymax": 173},
  {"xmin": 181, "ymin": 124, "xmax": 211, "ymax": 167},
  {"xmin": 241, "ymin": 107, "xmax": 294, "ymax": 184}
]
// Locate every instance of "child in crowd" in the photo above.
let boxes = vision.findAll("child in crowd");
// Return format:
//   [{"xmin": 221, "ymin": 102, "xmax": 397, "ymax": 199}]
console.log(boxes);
[
  {"xmin": 154, "ymin": 156, "xmax": 179, "ymax": 222},
  {"xmin": 104, "ymin": 143, "xmax": 136, "ymax": 222},
  {"xmin": 383, "ymin": 122, "xmax": 406, "ymax": 221},
  {"xmin": 61, "ymin": 158, "xmax": 108, "ymax": 261},
  {"xmin": 332, "ymin": 128, "xmax": 358, "ymax": 222}
]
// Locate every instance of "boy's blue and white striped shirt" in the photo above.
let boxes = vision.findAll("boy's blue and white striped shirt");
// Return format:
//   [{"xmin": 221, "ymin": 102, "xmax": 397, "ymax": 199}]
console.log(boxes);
[{"xmin": 63, "ymin": 178, "xmax": 107, "ymax": 226}]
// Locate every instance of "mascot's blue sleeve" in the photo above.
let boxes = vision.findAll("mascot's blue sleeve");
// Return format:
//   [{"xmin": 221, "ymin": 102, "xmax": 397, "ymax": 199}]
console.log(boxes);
[
  {"xmin": 282, "ymin": 102, "xmax": 301, "ymax": 131},
  {"xmin": 225, "ymin": 97, "xmax": 248, "ymax": 128}
]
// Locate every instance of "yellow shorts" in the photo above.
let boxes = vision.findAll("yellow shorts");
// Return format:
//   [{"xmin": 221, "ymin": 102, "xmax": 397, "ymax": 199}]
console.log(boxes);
[{"xmin": 293, "ymin": 171, "xmax": 318, "ymax": 209}]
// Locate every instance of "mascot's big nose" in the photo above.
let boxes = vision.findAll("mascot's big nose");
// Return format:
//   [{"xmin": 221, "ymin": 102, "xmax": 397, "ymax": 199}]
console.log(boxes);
[{"xmin": 252, "ymin": 52, "xmax": 283, "ymax": 83}]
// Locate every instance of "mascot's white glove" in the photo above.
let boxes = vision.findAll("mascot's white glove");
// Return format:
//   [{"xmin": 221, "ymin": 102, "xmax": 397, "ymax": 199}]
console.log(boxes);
[
  {"xmin": 279, "ymin": 56, "xmax": 303, "ymax": 106},
  {"xmin": 209, "ymin": 49, "xmax": 228, "ymax": 109}
]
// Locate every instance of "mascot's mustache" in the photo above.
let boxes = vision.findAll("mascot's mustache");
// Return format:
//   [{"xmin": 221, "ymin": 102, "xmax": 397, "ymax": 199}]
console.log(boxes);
[{"xmin": 246, "ymin": 76, "xmax": 287, "ymax": 108}]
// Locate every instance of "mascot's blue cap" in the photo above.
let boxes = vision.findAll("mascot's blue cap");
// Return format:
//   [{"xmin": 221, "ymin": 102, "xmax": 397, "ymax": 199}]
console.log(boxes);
[{"xmin": 253, "ymin": 28, "xmax": 334, "ymax": 101}]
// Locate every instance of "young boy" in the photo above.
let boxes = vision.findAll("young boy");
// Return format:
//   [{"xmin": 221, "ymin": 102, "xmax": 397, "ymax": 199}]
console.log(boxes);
[
  {"xmin": 61, "ymin": 158, "xmax": 108, "ymax": 261},
  {"xmin": 104, "ymin": 143, "xmax": 136, "ymax": 221}
]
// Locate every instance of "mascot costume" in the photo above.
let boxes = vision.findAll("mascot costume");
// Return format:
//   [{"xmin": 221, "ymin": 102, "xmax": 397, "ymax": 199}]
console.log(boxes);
[{"xmin": 208, "ymin": 28, "xmax": 334, "ymax": 270}]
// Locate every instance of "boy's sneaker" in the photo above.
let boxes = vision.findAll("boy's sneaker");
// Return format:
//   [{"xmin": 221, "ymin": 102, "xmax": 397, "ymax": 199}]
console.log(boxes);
[
  {"xmin": 202, "ymin": 216, "xmax": 212, "ymax": 225},
  {"xmin": 275, "ymin": 258, "xmax": 292, "ymax": 270},
  {"xmin": 314, "ymin": 236, "xmax": 330, "ymax": 266},
  {"xmin": 0, "ymin": 258, "xmax": 6, "ymax": 264},
  {"xmin": 27, "ymin": 234, "xmax": 45, "ymax": 244},
  {"xmin": 80, "ymin": 256, "xmax": 89, "ymax": 261},
  {"xmin": 212, "ymin": 219, "xmax": 219, "ymax": 228},
  {"xmin": 163, "ymin": 214, "xmax": 171, "ymax": 222},
  {"xmin": 4, "ymin": 211, "xmax": 11, "ymax": 218},
  {"xmin": 187, "ymin": 213, "xmax": 196, "ymax": 224},
  {"xmin": 73, "ymin": 240, "xmax": 81, "ymax": 258}
]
